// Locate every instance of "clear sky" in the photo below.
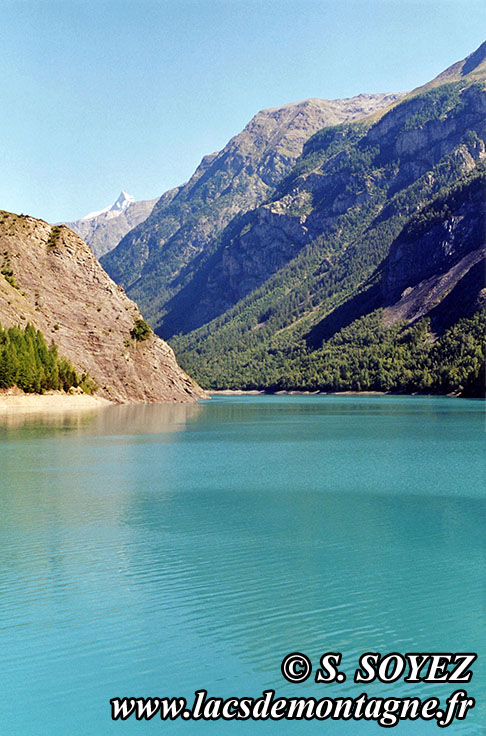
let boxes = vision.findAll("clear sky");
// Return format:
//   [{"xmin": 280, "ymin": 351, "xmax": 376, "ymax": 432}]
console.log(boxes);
[{"xmin": 1, "ymin": 0, "xmax": 485, "ymax": 223}]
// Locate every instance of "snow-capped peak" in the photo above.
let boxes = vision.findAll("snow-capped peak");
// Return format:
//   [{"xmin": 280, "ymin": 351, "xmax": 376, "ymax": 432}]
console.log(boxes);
[
  {"xmin": 81, "ymin": 191, "xmax": 135, "ymax": 221},
  {"xmin": 112, "ymin": 190, "xmax": 135, "ymax": 212}
]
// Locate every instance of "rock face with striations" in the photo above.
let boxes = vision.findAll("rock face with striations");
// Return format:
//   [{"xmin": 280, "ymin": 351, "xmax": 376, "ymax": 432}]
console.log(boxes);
[
  {"xmin": 64, "ymin": 191, "xmax": 159, "ymax": 259},
  {"xmin": 0, "ymin": 212, "xmax": 205, "ymax": 402},
  {"xmin": 100, "ymin": 93, "xmax": 403, "ymax": 332}
]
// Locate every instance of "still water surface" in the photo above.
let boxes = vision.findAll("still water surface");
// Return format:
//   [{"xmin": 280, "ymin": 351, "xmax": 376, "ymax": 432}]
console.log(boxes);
[{"xmin": 0, "ymin": 396, "xmax": 485, "ymax": 735}]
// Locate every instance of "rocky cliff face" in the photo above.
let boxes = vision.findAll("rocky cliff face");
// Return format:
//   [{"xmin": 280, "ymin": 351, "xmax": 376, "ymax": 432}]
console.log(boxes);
[
  {"xmin": 0, "ymin": 213, "xmax": 205, "ymax": 402},
  {"xmin": 100, "ymin": 93, "xmax": 403, "ymax": 329},
  {"xmin": 382, "ymin": 173, "xmax": 486, "ymax": 329},
  {"xmin": 64, "ymin": 191, "xmax": 158, "ymax": 259}
]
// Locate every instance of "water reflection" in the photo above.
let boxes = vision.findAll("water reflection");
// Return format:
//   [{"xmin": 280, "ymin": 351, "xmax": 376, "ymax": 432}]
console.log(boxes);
[{"xmin": 0, "ymin": 400, "xmax": 203, "ymax": 438}]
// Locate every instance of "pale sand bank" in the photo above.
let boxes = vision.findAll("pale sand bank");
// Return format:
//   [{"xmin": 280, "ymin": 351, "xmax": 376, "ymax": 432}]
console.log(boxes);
[
  {"xmin": 209, "ymin": 389, "xmax": 264, "ymax": 396},
  {"xmin": 0, "ymin": 391, "xmax": 111, "ymax": 414},
  {"xmin": 209, "ymin": 389, "xmax": 387, "ymax": 396}
]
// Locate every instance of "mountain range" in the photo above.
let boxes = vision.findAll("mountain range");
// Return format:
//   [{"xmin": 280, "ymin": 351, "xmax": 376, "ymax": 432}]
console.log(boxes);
[
  {"xmin": 4, "ymin": 42, "xmax": 484, "ymax": 401},
  {"xmin": 95, "ymin": 42, "xmax": 485, "ymax": 397},
  {"xmin": 100, "ymin": 93, "xmax": 403, "ymax": 329}
]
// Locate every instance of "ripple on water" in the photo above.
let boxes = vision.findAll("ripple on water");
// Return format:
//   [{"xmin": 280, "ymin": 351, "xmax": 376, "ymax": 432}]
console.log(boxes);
[{"xmin": 0, "ymin": 396, "xmax": 484, "ymax": 735}]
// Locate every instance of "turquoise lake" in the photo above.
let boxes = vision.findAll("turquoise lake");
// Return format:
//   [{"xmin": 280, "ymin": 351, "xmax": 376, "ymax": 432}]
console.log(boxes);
[{"xmin": 1, "ymin": 395, "xmax": 485, "ymax": 735}]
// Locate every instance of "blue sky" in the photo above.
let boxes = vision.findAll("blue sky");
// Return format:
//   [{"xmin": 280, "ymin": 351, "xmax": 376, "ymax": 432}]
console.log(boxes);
[{"xmin": 1, "ymin": 0, "xmax": 485, "ymax": 222}]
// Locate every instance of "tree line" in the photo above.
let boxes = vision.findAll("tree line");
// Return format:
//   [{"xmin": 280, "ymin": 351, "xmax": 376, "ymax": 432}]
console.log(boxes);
[{"xmin": 0, "ymin": 322, "xmax": 96, "ymax": 394}]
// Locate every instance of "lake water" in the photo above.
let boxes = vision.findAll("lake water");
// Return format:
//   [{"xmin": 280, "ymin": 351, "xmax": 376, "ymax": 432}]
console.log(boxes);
[{"xmin": 1, "ymin": 395, "xmax": 484, "ymax": 735}]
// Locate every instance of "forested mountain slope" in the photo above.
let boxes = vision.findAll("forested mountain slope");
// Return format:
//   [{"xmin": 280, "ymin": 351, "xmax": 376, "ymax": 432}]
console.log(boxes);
[
  {"xmin": 0, "ymin": 322, "xmax": 90, "ymax": 394},
  {"xmin": 101, "ymin": 93, "xmax": 402, "ymax": 330},
  {"xmin": 174, "ymin": 165, "xmax": 485, "ymax": 396},
  {"xmin": 167, "ymin": 75, "xmax": 485, "ymax": 335},
  {"xmin": 171, "ymin": 43, "xmax": 486, "ymax": 397}
]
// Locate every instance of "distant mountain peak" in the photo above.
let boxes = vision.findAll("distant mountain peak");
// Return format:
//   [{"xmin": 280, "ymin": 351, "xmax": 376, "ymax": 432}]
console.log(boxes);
[
  {"xmin": 81, "ymin": 191, "xmax": 135, "ymax": 221},
  {"xmin": 112, "ymin": 190, "xmax": 136, "ymax": 211},
  {"xmin": 64, "ymin": 192, "xmax": 157, "ymax": 259}
]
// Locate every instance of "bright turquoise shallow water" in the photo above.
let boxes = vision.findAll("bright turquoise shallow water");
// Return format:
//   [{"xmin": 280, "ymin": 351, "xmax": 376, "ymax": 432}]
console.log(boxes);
[{"xmin": 0, "ymin": 395, "xmax": 484, "ymax": 735}]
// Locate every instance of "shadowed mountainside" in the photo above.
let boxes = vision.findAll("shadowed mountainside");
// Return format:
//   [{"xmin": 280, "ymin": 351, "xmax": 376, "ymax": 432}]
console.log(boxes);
[{"xmin": 101, "ymin": 93, "xmax": 403, "ymax": 330}]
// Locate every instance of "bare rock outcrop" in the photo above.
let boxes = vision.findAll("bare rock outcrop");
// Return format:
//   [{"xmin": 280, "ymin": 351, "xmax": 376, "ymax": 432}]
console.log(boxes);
[
  {"xmin": 382, "ymin": 175, "xmax": 486, "ymax": 329},
  {"xmin": 0, "ymin": 212, "xmax": 205, "ymax": 403}
]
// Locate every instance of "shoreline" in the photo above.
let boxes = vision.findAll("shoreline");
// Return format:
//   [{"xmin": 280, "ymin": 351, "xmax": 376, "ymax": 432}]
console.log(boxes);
[
  {"xmin": 0, "ymin": 389, "xmax": 476, "ymax": 413},
  {"xmin": 207, "ymin": 389, "xmax": 475, "ymax": 398},
  {"xmin": 0, "ymin": 390, "xmax": 111, "ymax": 414},
  {"xmin": 209, "ymin": 389, "xmax": 388, "ymax": 396}
]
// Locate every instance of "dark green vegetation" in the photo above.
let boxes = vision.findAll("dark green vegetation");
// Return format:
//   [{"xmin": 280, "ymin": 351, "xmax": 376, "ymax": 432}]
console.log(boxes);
[
  {"xmin": 46, "ymin": 226, "xmax": 62, "ymax": 249},
  {"xmin": 1, "ymin": 252, "xmax": 18, "ymax": 289},
  {"xmin": 0, "ymin": 323, "xmax": 96, "ymax": 394},
  {"xmin": 130, "ymin": 318, "xmax": 151, "ymax": 342},
  {"xmin": 108, "ymin": 44, "xmax": 486, "ymax": 397},
  {"xmin": 179, "ymin": 309, "xmax": 484, "ymax": 397},
  {"xmin": 287, "ymin": 310, "xmax": 486, "ymax": 398}
]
